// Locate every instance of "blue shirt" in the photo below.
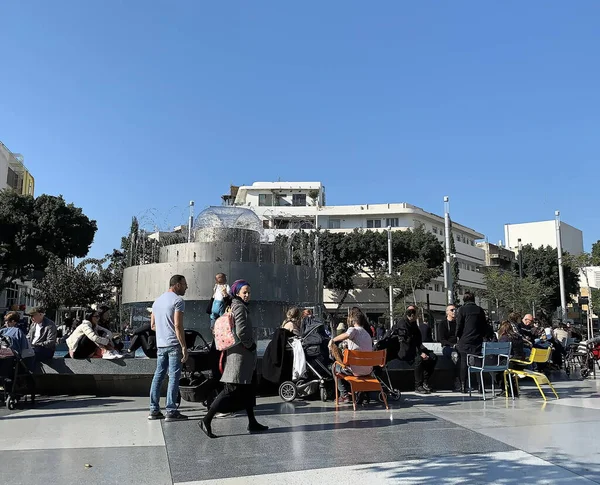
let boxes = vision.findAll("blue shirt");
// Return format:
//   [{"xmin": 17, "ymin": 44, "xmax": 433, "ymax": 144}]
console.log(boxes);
[
  {"xmin": 152, "ymin": 291, "xmax": 185, "ymax": 348},
  {"xmin": 0, "ymin": 326, "xmax": 30, "ymax": 355}
]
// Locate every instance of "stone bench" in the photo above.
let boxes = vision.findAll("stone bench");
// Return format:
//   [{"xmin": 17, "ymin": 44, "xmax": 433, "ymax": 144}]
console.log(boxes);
[{"xmin": 35, "ymin": 342, "xmax": 458, "ymax": 396}]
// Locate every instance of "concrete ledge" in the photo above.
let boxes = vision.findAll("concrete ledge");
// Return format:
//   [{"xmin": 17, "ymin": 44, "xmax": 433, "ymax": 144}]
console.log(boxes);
[{"xmin": 35, "ymin": 343, "xmax": 458, "ymax": 396}]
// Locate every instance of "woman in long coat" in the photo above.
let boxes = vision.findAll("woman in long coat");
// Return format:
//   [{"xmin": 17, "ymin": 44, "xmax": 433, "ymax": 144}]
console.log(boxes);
[{"xmin": 199, "ymin": 279, "xmax": 268, "ymax": 438}]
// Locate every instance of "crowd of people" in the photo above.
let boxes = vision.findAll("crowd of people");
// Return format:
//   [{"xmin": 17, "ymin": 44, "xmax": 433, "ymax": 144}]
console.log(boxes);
[{"xmin": 0, "ymin": 273, "xmax": 590, "ymax": 439}]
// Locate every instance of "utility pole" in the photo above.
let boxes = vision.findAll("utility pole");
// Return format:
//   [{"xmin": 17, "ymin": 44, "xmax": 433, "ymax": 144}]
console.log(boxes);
[
  {"xmin": 387, "ymin": 226, "xmax": 394, "ymax": 328},
  {"xmin": 444, "ymin": 196, "xmax": 453, "ymax": 304},
  {"xmin": 555, "ymin": 210, "xmax": 567, "ymax": 323}
]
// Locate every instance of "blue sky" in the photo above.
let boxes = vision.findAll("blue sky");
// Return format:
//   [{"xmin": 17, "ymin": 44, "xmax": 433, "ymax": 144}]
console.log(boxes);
[{"xmin": 1, "ymin": 1, "xmax": 598, "ymax": 258}]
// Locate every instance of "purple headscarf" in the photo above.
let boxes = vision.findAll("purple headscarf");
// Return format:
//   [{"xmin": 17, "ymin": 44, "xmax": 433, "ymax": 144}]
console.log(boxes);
[{"xmin": 230, "ymin": 279, "xmax": 250, "ymax": 296}]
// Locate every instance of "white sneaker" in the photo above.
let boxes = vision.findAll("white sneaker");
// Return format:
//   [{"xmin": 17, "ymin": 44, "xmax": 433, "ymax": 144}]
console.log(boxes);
[
  {"xmin": 102, "ymin": 350, "xmax": 124, "ymax": 360},
  {"xmin": 215, "ymin": 412, "xmax": 233, "ymax": 418}
]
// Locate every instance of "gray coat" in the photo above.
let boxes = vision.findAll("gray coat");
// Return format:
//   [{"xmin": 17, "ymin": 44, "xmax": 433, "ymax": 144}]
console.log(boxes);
[{"xmin": 220, "ymin": 297, "xmax": 257, "ymax": 385}]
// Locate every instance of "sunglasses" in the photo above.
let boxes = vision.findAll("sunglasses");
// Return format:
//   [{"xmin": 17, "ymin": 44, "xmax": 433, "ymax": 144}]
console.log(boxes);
[{"xmin": 449, "ymin": 309, "xmax": 456, "ymax": 312}]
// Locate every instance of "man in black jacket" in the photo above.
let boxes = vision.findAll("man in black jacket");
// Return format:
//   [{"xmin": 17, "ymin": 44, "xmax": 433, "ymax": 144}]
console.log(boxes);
[
  {"xmin": 456, "ymin": 291, "xmax": 488, "ymax": 393},
  {"xmin": 437, "ymin": 304, "xmax": 462, "ymax": 392},
  {"xmin": 392, "ymin": 307, "xmax": 437, "ymax": 394}
]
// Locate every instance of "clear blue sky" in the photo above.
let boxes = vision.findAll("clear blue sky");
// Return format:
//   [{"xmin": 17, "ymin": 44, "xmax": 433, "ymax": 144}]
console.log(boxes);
[{"xmin": 1, "ymin": 1, "xmax": 598, "ymax": 258}]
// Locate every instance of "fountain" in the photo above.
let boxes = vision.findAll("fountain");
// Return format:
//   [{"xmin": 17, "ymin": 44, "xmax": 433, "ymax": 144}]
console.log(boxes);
[{"xmin": 121, "ymin": 206, "xmax": 321, "ymax": 336}]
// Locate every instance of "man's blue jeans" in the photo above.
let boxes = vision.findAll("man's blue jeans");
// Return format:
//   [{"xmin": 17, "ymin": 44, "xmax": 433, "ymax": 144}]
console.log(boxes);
[{"xmin": 150, "ymin": 345, "xmax": 182, "ymax": 414}]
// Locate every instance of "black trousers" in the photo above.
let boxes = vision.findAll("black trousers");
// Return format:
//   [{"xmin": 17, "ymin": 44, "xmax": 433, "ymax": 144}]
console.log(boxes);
[
  {"xmin": 204, "ymin": 383, "xmax": 257, "ymax": 424},
  {"xmin": 72, "ymin": 336, "xmax": 99, "ymax": 359},
  {"xmin": 459, "ymin": 344, "xmax": 482, "ymax": 387},
  {"xmin": 128, "ymin": 333, "xmax": 157, "ymax": 358},
  {"xmin": 414, "ymin": 350, "xmax": 437, "ymax": 386}
]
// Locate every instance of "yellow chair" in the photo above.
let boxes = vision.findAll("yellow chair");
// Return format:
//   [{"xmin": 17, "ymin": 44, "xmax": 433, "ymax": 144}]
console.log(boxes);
[{"xmin": 504, "ymin": 348, "xmax": 559, "ymax": 401}]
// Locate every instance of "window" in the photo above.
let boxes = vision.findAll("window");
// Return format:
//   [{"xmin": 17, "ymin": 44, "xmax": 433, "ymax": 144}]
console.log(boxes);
[
  {"xmin": 386, "ymin": 218, "xmax": 399, "ymax": 227},
  {"xmin": 434, "ymin": 284, "xmax": 441, "ymax": 292},
  {"xmin": 292, "ymin": 194, "xmax": 307, "ymax": 206},
  {"xmin": 367, "ymin": 219, "xmax": 382, "ymax": 228},
  {"xmin": 328, "ymin": 219, "xmax": 341, "ymax": 229},
  {"xmin": 258, "ymin": 194, "xmax": 273, "ymax": 206},
  {"xmin": 262, "ymin": 220, "xmax": 270, "ymax": 229},
  {"xmin": 433, "ymin": 227, "xmax": 438, "ymax": 234}
]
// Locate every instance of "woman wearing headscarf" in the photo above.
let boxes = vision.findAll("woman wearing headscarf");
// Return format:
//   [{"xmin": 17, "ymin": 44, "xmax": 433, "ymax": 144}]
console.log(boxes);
[{"xmin": 199, "ymin": 279, "xmax": 268, "ymax": 438}]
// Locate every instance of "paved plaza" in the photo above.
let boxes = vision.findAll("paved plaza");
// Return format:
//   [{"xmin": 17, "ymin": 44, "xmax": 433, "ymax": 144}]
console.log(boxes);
[{"xmin": 1, "ymin": 377, "xmax": 600, "ymax": 484}]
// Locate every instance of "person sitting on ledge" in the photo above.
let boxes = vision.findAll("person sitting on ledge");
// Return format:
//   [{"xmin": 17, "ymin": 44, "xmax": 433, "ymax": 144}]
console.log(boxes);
[
  {"xmin": 66, "ymin": 310, "xmax": 124, "ymax": 360},
  {"xmin": 125, "ymin": 318, "xmax": 157, "ymax": 358}
]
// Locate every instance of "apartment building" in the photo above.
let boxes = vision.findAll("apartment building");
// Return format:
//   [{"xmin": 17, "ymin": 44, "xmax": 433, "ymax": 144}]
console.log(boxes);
[
  {"xmin": 0, "ymin": 141, "xmax": 35, "ymax": 196},
  {"xmin": 224, "ymin": 182, "xmax": 486, "ymax": 319},
  {"xmin": 504, "ymin": 220, "xmax": 583, "ymax": 256}
]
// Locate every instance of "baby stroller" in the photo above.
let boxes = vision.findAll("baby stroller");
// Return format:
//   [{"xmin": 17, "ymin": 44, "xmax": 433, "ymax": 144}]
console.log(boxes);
[
  {"xmin": 0, "ymin": 335, "xmax": 35, "ymax": 410},
  {"xmin": 278, "ymin": 317, "xmax": 334, "ymax": 402},
  {"xmin": 565, "ymin": 338, "xmax": 600, "ymax": 379},
  {"xmin": 179, "ymin": 330, "xmax": 221, "ymax": 407}
]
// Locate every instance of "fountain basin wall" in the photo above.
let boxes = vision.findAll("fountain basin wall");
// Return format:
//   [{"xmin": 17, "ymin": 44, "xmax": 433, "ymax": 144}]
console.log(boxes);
[{"xmin": 122, "ymin": 261, "xmax": 319, "ymax": 333}]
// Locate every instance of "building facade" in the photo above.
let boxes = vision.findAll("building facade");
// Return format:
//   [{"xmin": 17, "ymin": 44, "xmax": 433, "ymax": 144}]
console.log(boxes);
[
  {"xmin": 476, "ymin": 242, "xmax": 516, "ymax": 272},
  {"xmin": 0, "ymin": 141, "xmax": 35, "ymax": 196},
  {"xmin": 504, "ymin": 220, "xmax": 583, "ymax": 256},
  {"xmin": 226, "ymin": 181, "xmax": 486, "ymax": 320}
]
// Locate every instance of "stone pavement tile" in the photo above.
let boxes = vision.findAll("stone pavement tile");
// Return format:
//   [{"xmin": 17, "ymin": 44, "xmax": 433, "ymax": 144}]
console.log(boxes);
[
  {"xmin": 163, "ymin": 406, "xmax": 514, "ymax": 483},
  {"xmin": 174, "ymin": 450, "xmax": 596, "ymax": 485},
  {"xmin": 474, "ymin": 421, "xmax": 600, "ymax": 484},
  {"xmin": 420, "ymin": 398, "xmax": 600, "ymax": 429},
  {"xmin": 0, "ymin": 396, "xmax": 166, "ymax": 450},
  {"xmin": 0, "ymin": 446, "xmax": 172, "ymax": 485}
]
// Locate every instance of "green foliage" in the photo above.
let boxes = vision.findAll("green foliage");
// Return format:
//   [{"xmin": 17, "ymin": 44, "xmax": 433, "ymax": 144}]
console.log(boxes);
[
  {"xmin": 0, "ymin": 190, "xmax": 97, "ymax": 292},
  {"xmin": 448, "ymin": 220, "xmax": 460, "ymax": 304},
  {"xmin": 482, "ymin": 268, "xmax": 548, "ymax": 318},
  {"xmin": 516, "ymin": 244, "xmax": 579, "ymax": 314},
  {"xmin": 279, "ymin": 227, "xmax": 444, "ymax": 311},
  {"xmin": 380, "ymin": 259, "xmax": 441, "ymax": 310},
  {"xmin": 592, "ymin": 241, "xmax": 600, "ymax": 267},
  {"xmin": 34, "ymin": 257, "xmax": 115, "ymax": 311}
]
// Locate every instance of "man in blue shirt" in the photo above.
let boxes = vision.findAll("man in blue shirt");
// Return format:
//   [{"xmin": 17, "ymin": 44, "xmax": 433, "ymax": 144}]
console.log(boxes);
[{"xmin": 148, "ymin": 275, "xmax": 189, "ymax": 421}]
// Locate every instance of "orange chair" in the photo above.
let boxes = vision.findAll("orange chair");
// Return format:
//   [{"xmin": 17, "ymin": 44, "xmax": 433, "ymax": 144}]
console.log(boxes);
[{"xmin": 332, "ymin": 349, "xmax": 389, "ymax": 411}]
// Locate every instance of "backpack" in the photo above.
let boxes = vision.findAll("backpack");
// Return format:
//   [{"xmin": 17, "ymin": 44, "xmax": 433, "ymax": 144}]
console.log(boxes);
[{"xmin": 213, "ymin": 310, "xmax": 240, "ymax": 351}]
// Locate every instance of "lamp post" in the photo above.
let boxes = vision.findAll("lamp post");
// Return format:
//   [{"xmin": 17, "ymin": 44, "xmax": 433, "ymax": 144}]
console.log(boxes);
[
  {"xmin": 188, "ymin": 200, "xmax": 195, "ymax": 243},
  {"xmin": 555, "ymin": 210, "xmax": 567, "ymax": 323},
  {"xmin": 443, "ymin": 196, "xmax": 453, "ymax": 304},
  {"xmin": 518, "ymin": 238, "xmax": 523, "ymax": 279},
  {"xmin": 387, "ymin": 226, "xmax": 394, "ymax": 327}
]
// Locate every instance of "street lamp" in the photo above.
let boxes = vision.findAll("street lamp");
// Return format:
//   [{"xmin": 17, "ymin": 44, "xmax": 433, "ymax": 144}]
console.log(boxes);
[
  {"xmin": 555, "ymin": 210, "xmax": 567, "ymax": 323},
  {"xmin": 443, "ymin": 196, "xmax": 453, "ymax": 304},
  {"xmin": 518, "ymin": 238, "xmax": 523, "ymax": 279},
  {"xmin": 387, "ymin": 226, "xmax": 393, "ymax": 327}
]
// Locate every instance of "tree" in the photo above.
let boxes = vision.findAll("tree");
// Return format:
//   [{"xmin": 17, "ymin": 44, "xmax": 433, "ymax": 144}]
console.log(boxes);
[
  {"xmin": 448, "ymin": 220, "xmax": 461, "ymax": 304},
  {"xmin": 482, "ymin": 268, "xmax": 549, "ymax": 319},
  {"xmin": 279, "ymin": 227, "xmax": 444, "ymax": 316},
  {"xmin": 517, "ymin": 244, "xmax": 579, "ymax": 315},
  {"xmin": 592, "ymin": 240, "xmax": 600, "ymax": 267},
  {"xmin": 0, "ymin": 190, "xmax": 97, "ymax": 292},
  {"xmin": 379, "ymin": 259, "xmax": 441, "ymax": 311},
  {"xmin": 34, "ymin": 257, "xmax": 114, "ymax": 312}
]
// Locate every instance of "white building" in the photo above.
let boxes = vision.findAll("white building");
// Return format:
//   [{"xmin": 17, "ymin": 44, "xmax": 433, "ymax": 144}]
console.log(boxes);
[
  {"xmin": 224, "ymin": 182, "xmax": 486, "ymax": 318},
  {"xmin": 579, "ymin": 267, "xmax": 600, "ymax": 290},
  {"xmin": 504, "ymin": 220, "xmax": 584, "ymax": 256}
]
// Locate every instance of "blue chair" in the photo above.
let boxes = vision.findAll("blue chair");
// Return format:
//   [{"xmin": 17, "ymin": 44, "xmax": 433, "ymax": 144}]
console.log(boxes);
[{"xmin": 467, "ymin": 342, "xmax": 512, "ymax": 400}]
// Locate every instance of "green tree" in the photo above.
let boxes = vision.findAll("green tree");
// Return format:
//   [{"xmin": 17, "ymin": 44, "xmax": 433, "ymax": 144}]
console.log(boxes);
[
  {"xmin": 591, "ymin": 240, "xmax": 600, "ymax": 266},
  {"xmin": 448, "ymin": 220, "xmax": 461, "ymax": 304},
  {"xmin": 0, "ymin": 191, "xmax": 97, "ymax": 292},
  {"xmin": 34, "ymin": 256, "xmax": 117, "ymax": 312},
  {"xmin": 379, "ymin": 259, "xmax": 441, "ymax": 312},
  {"xmin": 517, "ymin": 244, "xmax": 579, "ymax": 315},
  {"xmin": 482, "ymin": 268, "xmax": 549, "ymax": 318}
]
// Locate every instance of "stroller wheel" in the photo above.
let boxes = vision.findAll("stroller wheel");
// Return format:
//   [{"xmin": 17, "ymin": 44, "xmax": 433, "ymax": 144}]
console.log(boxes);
[
  {"xmin": 389, "ymin": 389, "xmax": 402, "ymax": 401},
  {"xmin": 6, "ymin": 397, "xmax": 16, "ymax": 410},
  {"xmin": 320, "ymin": 387, "xmax": 328, "ymax": 402},
  {"xmin": 279, "ymin": 382, "xmax": 297, "ymax": 402}
]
